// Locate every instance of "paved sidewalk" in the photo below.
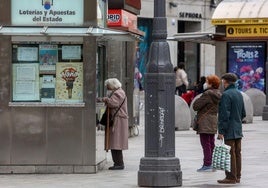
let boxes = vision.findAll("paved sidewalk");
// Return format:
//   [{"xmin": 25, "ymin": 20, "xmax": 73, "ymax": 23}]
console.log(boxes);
[{"xmin": 0, "ymin": 113, "xmax": 268, "ymax": 187}]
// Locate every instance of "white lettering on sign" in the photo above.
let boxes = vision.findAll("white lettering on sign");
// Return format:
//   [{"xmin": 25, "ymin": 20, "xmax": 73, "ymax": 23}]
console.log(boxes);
[
  {"xmin": 159, "ymin": 107, "xmax": 165, "ymax": 148},
  {"xmin": 234, "ymin": 49, "xmax": 259, "ymax": 59}
]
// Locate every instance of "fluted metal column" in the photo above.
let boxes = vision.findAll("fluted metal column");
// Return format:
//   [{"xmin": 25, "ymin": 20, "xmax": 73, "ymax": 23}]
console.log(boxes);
[{"xmin": 137, "ymin": 0, "xmax": 182, "ymax": 187}]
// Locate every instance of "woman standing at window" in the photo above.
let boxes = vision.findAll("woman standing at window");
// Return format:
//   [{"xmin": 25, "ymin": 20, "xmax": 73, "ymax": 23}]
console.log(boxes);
[{"xmin": 97, "ymin": 78, "xmax": 128, "ymax": 170}]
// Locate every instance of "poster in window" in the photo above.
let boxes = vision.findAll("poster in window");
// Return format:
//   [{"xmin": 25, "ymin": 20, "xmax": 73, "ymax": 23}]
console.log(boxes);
[
  {"xmin": 39, "ymin": 44, "xmax": 58, "ymax": 72},
  {"xmin": 62, "ymin": 45, "xmax": 81, "ymax": 60},
  {"xmin": 40, "ymin": 75, "xmax": 56, "ymax": 103},
  {"xmin": 55, "ymin": 63, "xmax": 83, "ymax": 102},
  {"xmin": 17, "ymin": 47, "xmax": 38, "ymax": 61},
  {"xmin": 228, "ymin": 42, "xmax": 266, "ymax": 92},
  {"xmin": 12, "ymin": 63, "xmax": 40, "ymax": 101}
]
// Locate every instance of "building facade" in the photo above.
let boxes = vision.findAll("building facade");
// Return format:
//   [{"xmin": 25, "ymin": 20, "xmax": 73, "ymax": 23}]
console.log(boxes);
[
  {"xmin": 211, "ymin": 0, "xmax": 268, "ymax": 119},
  {"xmin": 138, "ymin": 0, "xmax": 218, "ymax": 87}
]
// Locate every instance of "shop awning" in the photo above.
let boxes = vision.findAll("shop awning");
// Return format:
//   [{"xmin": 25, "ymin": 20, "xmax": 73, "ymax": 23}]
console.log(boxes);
[
  {"xmin": 0, "ymin": 26, "xmax": 143, "ymax": 41},
  {"xmin": 212, "ymin": 0, "xmax": 268, "ymax": 25},
  {"xmin": 167, "ymin": 32, "xmax": 226, "ymax": 45}
]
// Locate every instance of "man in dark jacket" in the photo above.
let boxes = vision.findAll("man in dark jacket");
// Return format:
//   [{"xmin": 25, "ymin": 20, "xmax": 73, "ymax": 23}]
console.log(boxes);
[{"xmin": 217, "ymin": 73, "xmax": 246, "ymax": 184}]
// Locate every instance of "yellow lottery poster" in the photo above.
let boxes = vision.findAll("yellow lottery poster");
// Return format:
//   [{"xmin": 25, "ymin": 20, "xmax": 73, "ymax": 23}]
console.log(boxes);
[{"xmin": 56, "ymin": 62, "xmax": 83, "ymax": 102}]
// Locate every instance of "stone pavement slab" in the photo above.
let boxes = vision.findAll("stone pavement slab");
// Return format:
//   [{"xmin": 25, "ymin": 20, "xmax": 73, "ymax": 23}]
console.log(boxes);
[{"xmin": 0, "ymin": 116, "xmax": 267, "ymax": 188}]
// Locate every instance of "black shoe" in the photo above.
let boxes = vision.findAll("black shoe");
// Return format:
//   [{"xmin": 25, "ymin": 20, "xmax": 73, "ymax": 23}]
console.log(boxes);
[{"xmin": 108, "ymin": 165, "xmax": 124, "ymax": 170}]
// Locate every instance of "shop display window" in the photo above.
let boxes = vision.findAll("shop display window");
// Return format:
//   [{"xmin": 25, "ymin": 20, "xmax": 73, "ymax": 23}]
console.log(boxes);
[{"xmin": 12, "ymin": 43, "xmax": 84, "ymax": 104}]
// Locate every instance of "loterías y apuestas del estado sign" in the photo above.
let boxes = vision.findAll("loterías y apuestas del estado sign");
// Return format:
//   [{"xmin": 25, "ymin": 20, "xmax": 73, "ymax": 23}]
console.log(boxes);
[{"xmin": 11, "ymin": 0, "xmax": 84, "ymax": 26}]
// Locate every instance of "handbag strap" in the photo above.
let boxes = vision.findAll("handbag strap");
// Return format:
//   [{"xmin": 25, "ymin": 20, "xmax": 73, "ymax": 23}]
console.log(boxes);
[{"xmin": 110, "ymin": 97, "xmax": 126, "ymax": 119}]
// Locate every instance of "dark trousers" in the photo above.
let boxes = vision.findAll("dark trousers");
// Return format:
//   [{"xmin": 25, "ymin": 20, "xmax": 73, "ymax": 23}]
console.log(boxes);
[
  {"xmin": 175, "ymin": 84, "xmax": 186, "ymax": 96},
  {"xmin": 225, "ymin": 139, "xmax": 242, "ymax": 181},
  {"xmin": 111, "ymin": 149, "xmax": 124, "ymax": 166},
  {"xmin": 200, "ymin": 133, "xmax": 215, "ymax": 166}
]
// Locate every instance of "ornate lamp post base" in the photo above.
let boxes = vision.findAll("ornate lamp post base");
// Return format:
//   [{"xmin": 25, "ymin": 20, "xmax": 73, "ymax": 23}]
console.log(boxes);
[{"xmin": 138, "ymin": 157, "xmax": 182, "ymax": 187}]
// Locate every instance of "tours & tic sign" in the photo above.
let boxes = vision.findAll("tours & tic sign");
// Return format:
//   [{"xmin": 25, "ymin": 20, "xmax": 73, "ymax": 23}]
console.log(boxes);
[{"xmin": 227, "ymin": 25, "xmax": 268, "ymax": 37}]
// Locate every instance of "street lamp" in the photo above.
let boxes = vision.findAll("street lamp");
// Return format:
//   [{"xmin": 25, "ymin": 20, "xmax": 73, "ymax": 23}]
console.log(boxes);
[{"xmin": 137, "ymin": 0, "xmax": 182, "ymax": 187}]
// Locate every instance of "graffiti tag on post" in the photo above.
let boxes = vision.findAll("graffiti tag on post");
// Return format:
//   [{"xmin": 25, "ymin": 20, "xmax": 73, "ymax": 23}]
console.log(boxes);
[{"xmin": 159, "ymin": 107, "xmax": 165, "ymax": 148}]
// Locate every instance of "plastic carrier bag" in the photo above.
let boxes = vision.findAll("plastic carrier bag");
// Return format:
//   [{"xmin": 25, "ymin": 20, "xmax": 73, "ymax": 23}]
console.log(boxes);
[{"xmin": 212, "ymin": 138, "xmax": 231, "ymax": 172}]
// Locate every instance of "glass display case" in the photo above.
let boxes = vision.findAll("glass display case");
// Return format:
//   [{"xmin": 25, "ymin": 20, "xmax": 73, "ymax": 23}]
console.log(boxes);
[{"xmin": 12, "ymin": 43, "xmax": 84, "ymax": 104}]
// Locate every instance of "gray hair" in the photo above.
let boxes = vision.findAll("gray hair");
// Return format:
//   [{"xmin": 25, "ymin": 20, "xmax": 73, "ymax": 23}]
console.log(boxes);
[{"xmin": 105, "ymin": 78, "xmax": 122, "ymax": 90}]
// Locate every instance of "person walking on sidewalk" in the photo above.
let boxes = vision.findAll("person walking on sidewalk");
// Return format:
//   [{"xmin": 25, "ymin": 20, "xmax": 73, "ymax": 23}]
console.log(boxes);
[
  {"xmin": 97, "ymin": 78, "xmax": 129, "ymax": 170},
  {"xmin": 175, "ymin": 62, "xmax": 189, "ymax": 96},
  {"xmin": 217, "ymin": 73, "xmax": 246, "ymax": 184},
  {"xmin": 193, "ymin": 75, "xmax": 221, "ymax": 172}
]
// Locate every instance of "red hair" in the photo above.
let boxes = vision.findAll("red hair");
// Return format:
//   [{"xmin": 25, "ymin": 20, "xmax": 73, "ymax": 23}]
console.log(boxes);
[{"xmin": 207, "ymin": 75, "xmax": 220, "ymax": 89}]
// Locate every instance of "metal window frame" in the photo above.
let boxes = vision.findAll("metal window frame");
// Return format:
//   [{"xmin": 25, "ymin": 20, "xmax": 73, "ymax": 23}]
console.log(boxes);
[{"xmin": 0, "ymin": 26, "xmax": 142, "ymax": 41}]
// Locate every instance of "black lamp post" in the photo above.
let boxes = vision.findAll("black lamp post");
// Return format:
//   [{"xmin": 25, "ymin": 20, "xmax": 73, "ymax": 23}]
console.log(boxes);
[{"xmin": 137, "ymin": 0, "xmax": 182, "ymax": 187}]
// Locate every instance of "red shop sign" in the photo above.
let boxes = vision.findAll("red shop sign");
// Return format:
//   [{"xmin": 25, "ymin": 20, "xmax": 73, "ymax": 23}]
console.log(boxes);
[{"xmin": 107, "ymin": 9, "xmax": 137, "ymax": 30}]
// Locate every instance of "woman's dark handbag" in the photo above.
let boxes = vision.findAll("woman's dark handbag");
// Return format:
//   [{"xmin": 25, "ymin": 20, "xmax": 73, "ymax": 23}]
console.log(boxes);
[
  {"xmin": 100, "ymin": 108, "xmax": 113, "ymax": 127},
  {"xmin": 193, "ymin": 115, "xmax": 199, "ymax": 131},
  {"xmin": 99, "ymin": 97, "xmax": 126, "ymax": 127}
]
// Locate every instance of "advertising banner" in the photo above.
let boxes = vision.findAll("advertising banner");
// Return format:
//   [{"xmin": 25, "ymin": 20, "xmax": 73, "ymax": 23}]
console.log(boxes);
[
  {"xmin": 228, "ymin": 42, "xmax": 266, "ymax": 92},
  {"xmin": 11, "ymin": 0, "xmax": 84, "ymax": 25},
  {"xmin": 56, "ymin": 63, "xmax": 83, "ymax": 102}
]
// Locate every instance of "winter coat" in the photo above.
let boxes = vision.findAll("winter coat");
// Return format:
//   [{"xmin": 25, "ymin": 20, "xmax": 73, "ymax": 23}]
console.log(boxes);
[
  {"xmin": 218, "ymin": 84, "xmax": 246, "ymax": 140},
  {"xmin": 193, "ymin": 88, "xmax": 221, "ymax": 134},
  {"xmin": 175, "ymin": 68, "xmax": 189, "ymax": 87},
  {"xmin": 105, "ymin": 88, "xmax": 129, "ymax": 150}
]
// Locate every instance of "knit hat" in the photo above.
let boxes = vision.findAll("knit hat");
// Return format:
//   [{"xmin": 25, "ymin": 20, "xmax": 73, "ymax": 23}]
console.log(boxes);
[{"xmin": 221, "ymin": 73, "xmax": 237, "ymax": 83}]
